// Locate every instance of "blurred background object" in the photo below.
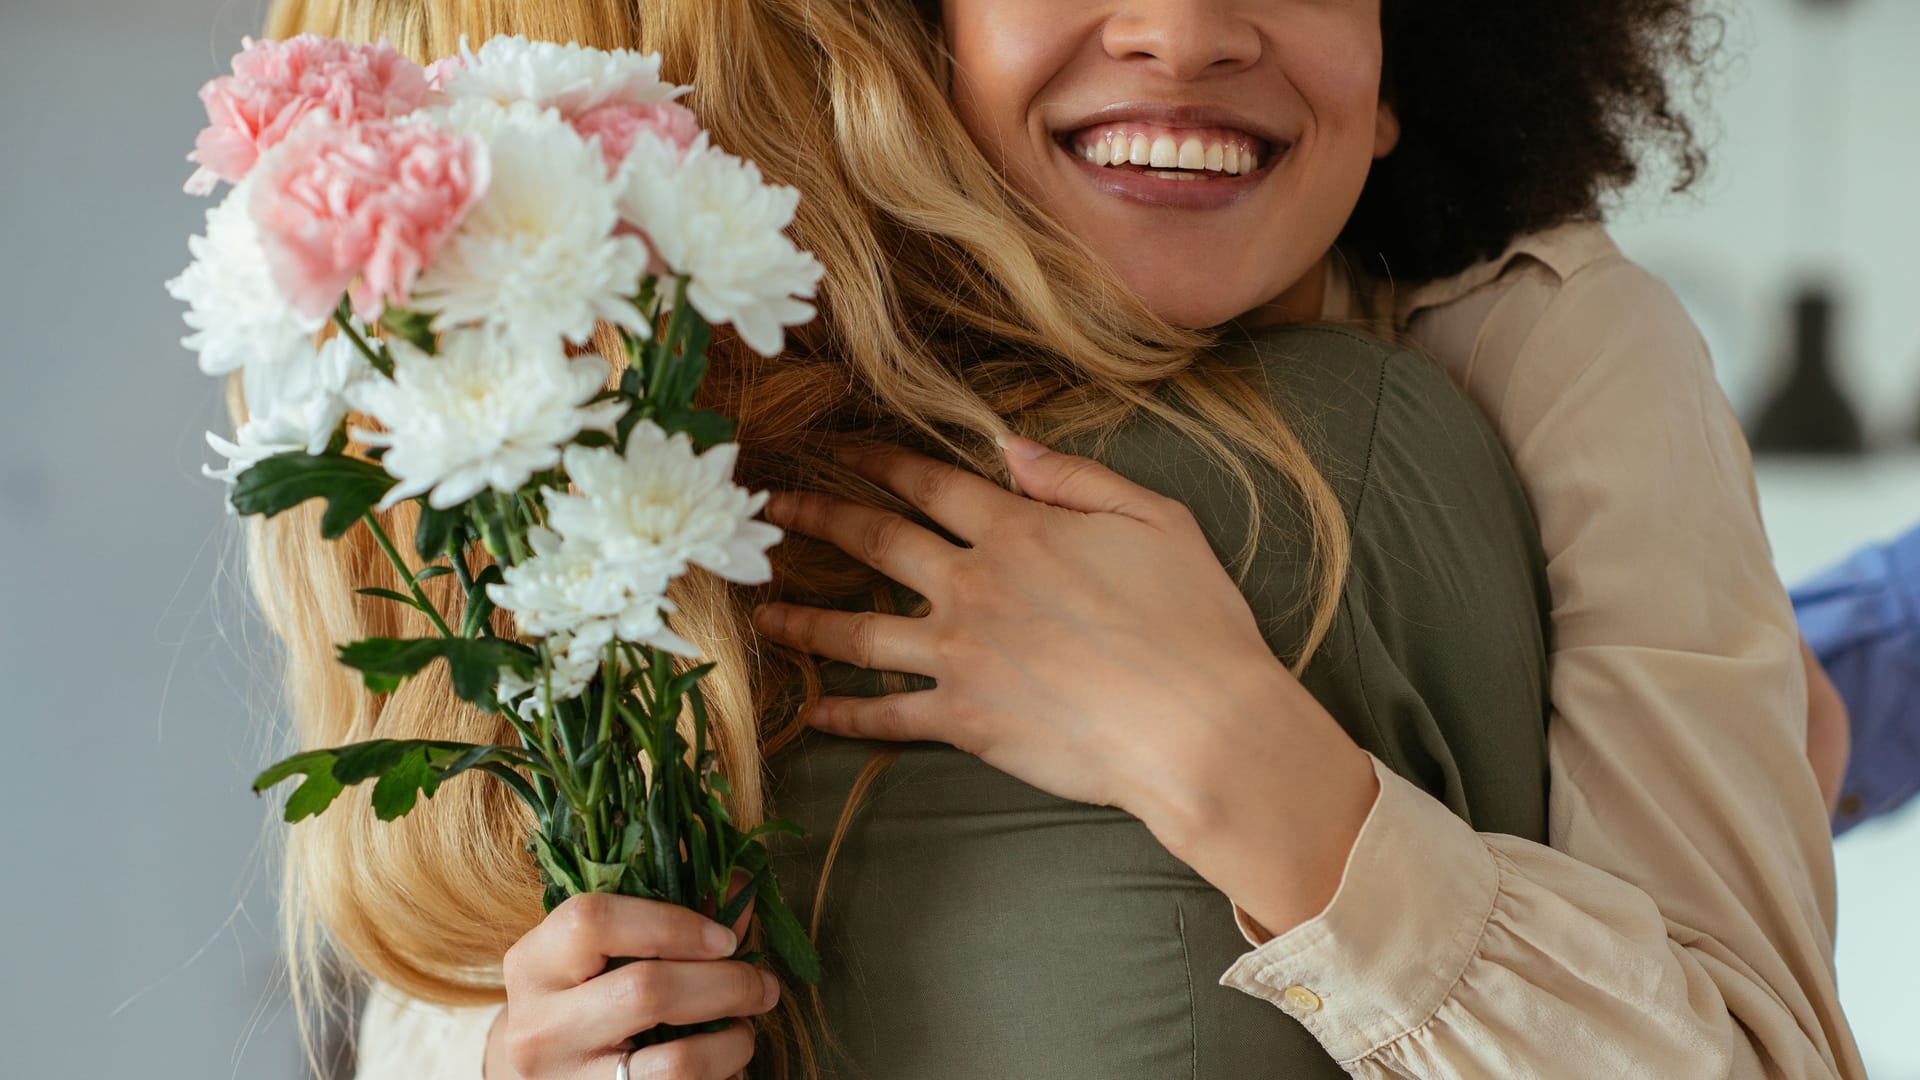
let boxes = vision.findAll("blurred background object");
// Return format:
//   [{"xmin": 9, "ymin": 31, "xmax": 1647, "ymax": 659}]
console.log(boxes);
[
  {"xmin": 1751, "ymin": 286, "xmax": 1867, "ymax": 455},
  {"xmin": 1, "ymin": 0, "xmax": 1914, "ymax": 1077}
]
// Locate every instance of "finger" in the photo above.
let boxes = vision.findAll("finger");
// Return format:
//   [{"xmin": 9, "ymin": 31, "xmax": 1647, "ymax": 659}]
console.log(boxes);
[
  {"xmin": 808, "ymin": 691, "xmax": 947, "ymax": 746},
  {"xmin": 838, "ymin": 443, "xmax": 1014, "ymax": 542},
  {"xmin": 751, "ymin": 602, "xmax": 938, "ymax": 675},
  {"xmin": 515, "ymin": 893, "xmax": 739, "ymax": 990},
  {"xmin": 999, "ymin": 433, "xmax": 1175, "ymax": 521},
  {"xmin": 554, "ymin": 959, "xmax": 775, "ymax": 1047},
  {"xmin": 606, "ymin": 1018, "xmax": 758, "ymax": 1080},
  {"xmin": 763, "ymin": 490, "xmax": 956, "ymax": 593}
]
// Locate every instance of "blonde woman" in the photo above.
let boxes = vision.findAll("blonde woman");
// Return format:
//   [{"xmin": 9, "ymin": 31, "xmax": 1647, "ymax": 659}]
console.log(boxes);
[{"xmin": 238, "ymin": 1, "xmax": 1862, "ymax": 1078}]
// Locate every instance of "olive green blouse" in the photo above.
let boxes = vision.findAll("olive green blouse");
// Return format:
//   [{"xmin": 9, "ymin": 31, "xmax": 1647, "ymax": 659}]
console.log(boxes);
[{"xmin": 761, "ymin": 324, "xmax": 1553, "ymax": 1078}]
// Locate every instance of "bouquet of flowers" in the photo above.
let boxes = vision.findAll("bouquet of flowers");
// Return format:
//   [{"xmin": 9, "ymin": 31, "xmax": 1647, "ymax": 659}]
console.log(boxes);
[{"xmin": 167, "ymin": 32, "xmax": 825, "ymax": 1042}]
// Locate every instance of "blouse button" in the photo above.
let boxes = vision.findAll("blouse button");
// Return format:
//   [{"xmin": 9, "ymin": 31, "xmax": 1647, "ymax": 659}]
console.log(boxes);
[{"xmin": 1281, "ymin": 984, "xmax": 1323, "ymax": 1013}]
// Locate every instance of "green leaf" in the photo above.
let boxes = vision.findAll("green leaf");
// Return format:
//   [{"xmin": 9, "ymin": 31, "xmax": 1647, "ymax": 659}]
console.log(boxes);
[
  {"xmin": 336, "ymin": 637, "xmax": 536, "ymax": 705},
  {"xmin": 687, "ymin": 803, "xmax": 712, "ymax": 902},
  {"xmin": 252, "ymin": 749, "xmax": 348, "ymax": 822},
  {"xmin": 379, "ymin": 307, "xmax": 438, "ymax": 354},
  {"xmin": 655, "ymin": 408, "xmax": 735, "ymax": 451},
  {"xmin": 415, "ymin": 502, "xmax": 467, "ymax": 564},
  {"xmin": 413, "ymin": 565, "xmax": 453, "ymax": 581},
  {"xmin": 580, "ymin": 857, "xmax": 627, "ymax": 894},
  {"xmin": 530, "ymin": 832, "xmax": 584, "ymax": 899},
  {"xmin": 229, "ymin": 451, "xmax": 397, "ymax": 539},
  {"xmin": 354, "ymin": 586, "xmax": 422, "ymax": 610},
  {"xmin": 735, "ymin": 818, "xmax": 805, "ymax": 851},
  {"xmin": 571, "ymin": 429, "xmax": 616, "ymax": 449},
  {"xmin": 369, "ymin": 745, "xmax": 441, "ymax": 820},
  {"xmin": 619, "ymin": 821, "xmax": 647, "ymax": 865},
  {"xmin": 572, "ymin": 740, "xmax": 612, "ymax": 772},
  {"xmin": 253, "ymin": 738, "xmax": 520, "ymax": 824},
  {"xmin": 460, "ymin": 567, "xmax": 500, "ymax": 638},
  {"xmin": 712, "ymin": 862, "xmax": 768, "ymax": 930},
  {"xmin": 751, "ymin": 857, "xmax": 822, "ymax": 985}
]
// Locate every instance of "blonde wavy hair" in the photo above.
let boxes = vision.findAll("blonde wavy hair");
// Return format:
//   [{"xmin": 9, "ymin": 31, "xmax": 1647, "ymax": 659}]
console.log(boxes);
[{"xmin": 243, "ymin": 1, "xmax": 1352, "ymax": 1076}]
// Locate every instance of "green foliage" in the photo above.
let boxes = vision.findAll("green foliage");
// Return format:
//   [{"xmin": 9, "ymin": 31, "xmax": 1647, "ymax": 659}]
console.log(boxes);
[
  {"xmin": 415, "ymin": 502, "xmax": 468, "ymax": 564},
  {"xmin": 229, "ymin": 451, "xmax": 397, "ymax": 539},
  {"xmin": 736, "ymin": 844, "xmax": 822, "ymax": 985},
  {"xmin": 378, "ymin": 307, "xmax": 438, "ymax": 354},
  {"xmin": 253, "ymin": 739, "xmax": 534, "ymax": 823},
  {"xmin": 460, "ymin": 566, "xmax": 504, "ymax": 638},
  {"xmin": 336, "ymin": 636, "xmax": 536, "ymax": 707}
]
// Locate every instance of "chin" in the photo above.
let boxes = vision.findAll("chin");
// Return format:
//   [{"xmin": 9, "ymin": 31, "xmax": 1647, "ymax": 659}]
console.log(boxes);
[
  {"xmin": 1135, "ymin": 284, "xmax": 1263, "ymax": 330},
  {"xmin": 1108, "ymin": 256, "xmax": 1272, "ymax": 330}
]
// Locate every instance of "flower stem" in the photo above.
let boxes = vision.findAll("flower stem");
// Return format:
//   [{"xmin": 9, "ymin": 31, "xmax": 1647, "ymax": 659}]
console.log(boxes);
[
  {"xmin": 332, "ymin": 306, "xmax": 393, "ymax": 378},
  {"xmin": 444, "ymin": 537, "xmax": 494, "ymax": 639},
  {"xmin": 361, "ymin": 511, "xmax": 455, "ymax": 638},
  {"xmin": 493, "ymin": 491, "xmax": 531, "ymax": 564}
]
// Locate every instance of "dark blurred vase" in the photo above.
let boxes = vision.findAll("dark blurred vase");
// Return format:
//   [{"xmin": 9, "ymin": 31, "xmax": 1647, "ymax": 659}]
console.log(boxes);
[{"xmin": 1752, "ymin": 287, "xmax": 1866, "ymax": 455}]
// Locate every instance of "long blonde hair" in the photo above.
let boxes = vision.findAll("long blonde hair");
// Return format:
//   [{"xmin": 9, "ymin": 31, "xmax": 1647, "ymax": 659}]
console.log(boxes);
[{"xmin": 243, "ymin": 1, "xmax": 1352, "ymax": 1076}]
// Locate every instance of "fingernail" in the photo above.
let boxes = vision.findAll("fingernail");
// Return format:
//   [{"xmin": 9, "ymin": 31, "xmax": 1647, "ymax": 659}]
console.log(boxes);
[
  {"xmin": 707, "ymin": 923, "xmax": 737, "ymax": 954},
  {"xmin": 998, "ymin": 433, "xmax": 1048, "ymax": 460},
  {"xmin": 761, "ymin": 971, "xmax": 780, "ymax": 1009}
]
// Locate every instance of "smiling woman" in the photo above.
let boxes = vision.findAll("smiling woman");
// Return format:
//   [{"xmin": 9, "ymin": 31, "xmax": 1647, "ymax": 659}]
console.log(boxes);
[
  {"xmin": 938, "ymin": 0, "xmax": 1394, "ymax": 327},
  {"xmin": 238, "ymin": 1, "xmax": 1863, "ymax": 1079}
]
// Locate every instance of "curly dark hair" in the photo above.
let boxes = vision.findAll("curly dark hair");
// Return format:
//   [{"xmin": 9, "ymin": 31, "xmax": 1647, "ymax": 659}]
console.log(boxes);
[{"xmin": 1342, "ymin": 0, "xmax": 1724, "ymax": 282}]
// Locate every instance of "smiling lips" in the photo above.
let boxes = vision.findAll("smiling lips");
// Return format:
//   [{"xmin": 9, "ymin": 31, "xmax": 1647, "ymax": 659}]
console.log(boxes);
[{"xmin": 1066, "ymin": 122, "xmax": 1271, "ymax": 176}]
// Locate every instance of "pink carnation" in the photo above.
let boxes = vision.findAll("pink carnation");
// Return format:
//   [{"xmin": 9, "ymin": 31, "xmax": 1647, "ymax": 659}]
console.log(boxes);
[
  {"xmin": 571, "ymin": 101, "xmax": 703, "ymax": 176},
  {"xmin": 423, "ymin": 54, "xmax": 466, "ymax": 93},
  {"xmin": 185, "ymin": 35, "xmax": 432, "ymax": 195},
  {"xmin": 250, "ymin": 116, "xmax": 488, "ymax": 321}
]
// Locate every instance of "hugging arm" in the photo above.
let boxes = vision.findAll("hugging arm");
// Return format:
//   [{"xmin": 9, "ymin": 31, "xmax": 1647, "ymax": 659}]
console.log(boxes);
[{"xmin": 1220, "ymin": 266, "xmax": 1864, "ymax": 1078}]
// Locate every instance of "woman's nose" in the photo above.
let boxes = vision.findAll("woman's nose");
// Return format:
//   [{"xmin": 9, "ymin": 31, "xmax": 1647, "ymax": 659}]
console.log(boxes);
[{"xmin": 1101, "ymin": 0, "xmax": 1262, "ymax": 80}]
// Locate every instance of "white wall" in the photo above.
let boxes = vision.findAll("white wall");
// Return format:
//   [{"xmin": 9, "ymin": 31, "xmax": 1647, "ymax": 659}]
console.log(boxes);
[{"xmin": 1612, "ymin": 0, "xmax": 1920, "ymax": 446}]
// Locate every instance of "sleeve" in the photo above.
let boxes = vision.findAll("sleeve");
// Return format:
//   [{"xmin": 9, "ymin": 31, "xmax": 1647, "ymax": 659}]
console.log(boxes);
[
  {"xmin": 1217, "ymin": 258, "xmax": 1867, "ymax": 1077},
  {"xmin": 354, "ymin": 981, "xmax": 502, "ymax": 1079},
  {"xmin": 1792, "ymin": 521, "xmax": 1920, "ymax": 833}
]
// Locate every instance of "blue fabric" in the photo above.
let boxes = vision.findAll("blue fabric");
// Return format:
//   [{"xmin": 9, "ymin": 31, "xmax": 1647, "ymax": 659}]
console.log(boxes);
[{"xmin": 1792, "ymin": 522, "xmax": 1920, "ymax": 834}]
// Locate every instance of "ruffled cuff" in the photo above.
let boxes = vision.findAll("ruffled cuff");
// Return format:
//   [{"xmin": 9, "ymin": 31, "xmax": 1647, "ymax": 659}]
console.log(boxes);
[{"xmin": 1217, "ymin": 753, "xmax": 1499, "ymax": 1065}]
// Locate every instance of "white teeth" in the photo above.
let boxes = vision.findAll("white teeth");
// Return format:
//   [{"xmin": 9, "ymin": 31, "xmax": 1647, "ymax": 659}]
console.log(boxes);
[{"xmin": 1072, "ymin": 131, "xmax": 1262, "ymax": 175}]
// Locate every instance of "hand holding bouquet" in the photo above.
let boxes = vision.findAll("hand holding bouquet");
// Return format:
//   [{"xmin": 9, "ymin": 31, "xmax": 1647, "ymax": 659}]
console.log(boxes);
[{"xmin": 168, "ymin": 33, "xmax": 825, "ymax": 1044}]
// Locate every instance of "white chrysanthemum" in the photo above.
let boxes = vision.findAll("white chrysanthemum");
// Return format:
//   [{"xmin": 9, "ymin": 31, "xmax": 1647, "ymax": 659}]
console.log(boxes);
[
  {"xmin": 408, "ymin": 102, "xmax": 651, "ymax": 348},
  {"xmin": 495, "ymin": 629, "xmax": 639, "ymax": 721},
  {"xmin": 487, "ymin": 526, "xmax": 697, "ymax": 662},
  {"xmin": 618, "ymin": 137, "xmax": 823, "ymax": 356},
  {"xmin": 546, "ymin": 421, "xmax": 783, "ymax": 586},
  {"xmin": 439, "ymin": 34, "xmax": 685, "ymax": 116},
  {"xmin": 345, "ymin": 327, "xmax": 627, "ymax": 511},
  {"xmin": 202, "ymin": 331, "xmax": 377, "ymax": 501},
  {"xmin": 166, "ymin": 176, "xmax": 327, "ymax": 376}
]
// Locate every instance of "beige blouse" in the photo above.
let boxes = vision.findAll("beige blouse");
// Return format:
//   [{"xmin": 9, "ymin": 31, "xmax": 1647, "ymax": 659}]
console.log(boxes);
[{"xmin": 350, "ymin": 222, "xmax": 1867, "ymax": 1079}]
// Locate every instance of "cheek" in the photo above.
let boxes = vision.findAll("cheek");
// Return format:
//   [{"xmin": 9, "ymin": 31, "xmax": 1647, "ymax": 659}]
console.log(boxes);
[
  {"xmin": 943, "ymin": 0, "xmax": 1073, "ymax": 167},
  {"xmin": 1273, "ymin": 11, "xmax": 1384, "ymax": 141}
]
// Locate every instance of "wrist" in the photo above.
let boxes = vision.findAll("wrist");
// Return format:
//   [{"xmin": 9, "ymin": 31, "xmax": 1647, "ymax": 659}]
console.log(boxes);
[{"xmin": 1144, "ymin": 663, "xmax": 1379, "ymax": 937}]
